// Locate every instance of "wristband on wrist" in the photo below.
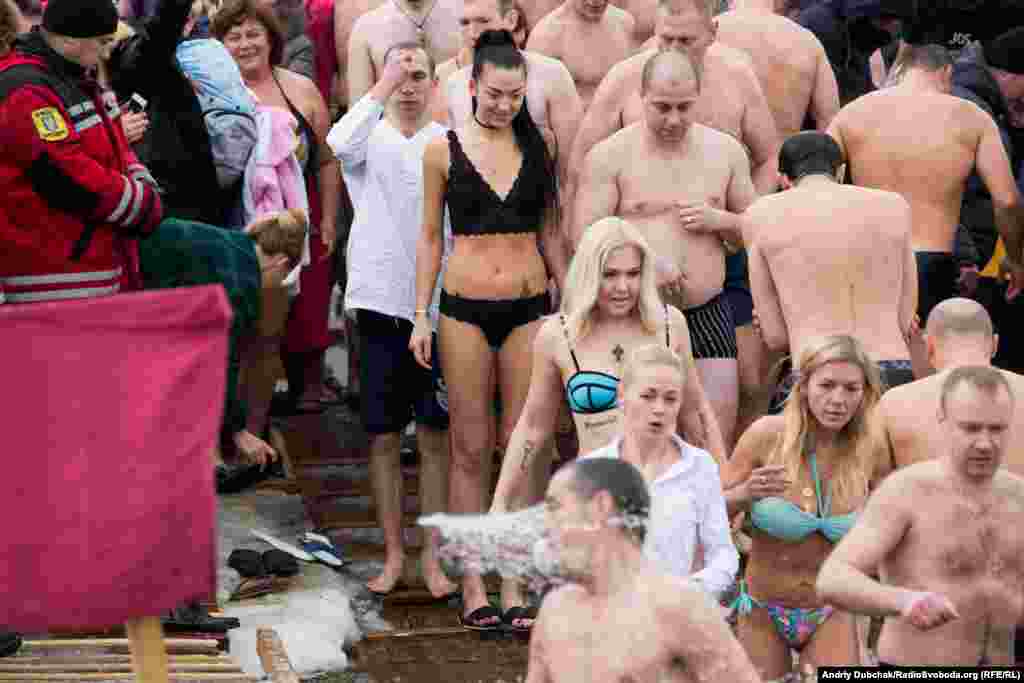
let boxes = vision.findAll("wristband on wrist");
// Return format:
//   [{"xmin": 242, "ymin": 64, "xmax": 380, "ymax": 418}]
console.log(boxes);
[{"xmin": 414, "ymin": 309, "xmax": 428, "ymax": 317}]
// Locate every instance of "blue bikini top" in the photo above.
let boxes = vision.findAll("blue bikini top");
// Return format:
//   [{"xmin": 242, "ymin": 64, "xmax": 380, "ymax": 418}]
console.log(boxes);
[
  {"xmin": 750, "ymin": 452, "xmax": 858, "ymax": 544},
  {"xmin": 560, "ymin": 306, "xmax": 670, "ymax": 415}
]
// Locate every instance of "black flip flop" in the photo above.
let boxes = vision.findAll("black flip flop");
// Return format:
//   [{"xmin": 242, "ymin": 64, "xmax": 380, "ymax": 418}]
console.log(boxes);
[
  {"xmin": 502, "ymin": 606, "xmax": 538, "ymax": 633},
  {"xmin": 262, "ymin": 549, "xmax": 300, "ymax": 577},
  {"xmin": 227, "ymin": 549, "xmax": 266, "ymax": 578},
  {"xmin": 459, "ymin": 605, "xmax": 503, "ymax": 632}
]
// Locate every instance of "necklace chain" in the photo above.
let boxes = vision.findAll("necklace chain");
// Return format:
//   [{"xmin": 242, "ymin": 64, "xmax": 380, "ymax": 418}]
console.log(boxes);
[{"xmin": 392, "ymin": 0, "xmax": 439, "ymax": 32}]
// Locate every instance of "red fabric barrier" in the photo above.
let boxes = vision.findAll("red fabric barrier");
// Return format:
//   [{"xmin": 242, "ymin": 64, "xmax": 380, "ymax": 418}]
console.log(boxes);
[{"xmin": 0, "ymin": 285, "xmax": 232, "ymax": 630}]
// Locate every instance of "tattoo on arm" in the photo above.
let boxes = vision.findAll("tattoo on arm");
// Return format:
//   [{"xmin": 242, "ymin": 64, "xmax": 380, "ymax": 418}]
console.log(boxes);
[{"xmin": 521, "ymin": 440, "xmax": 536, "ymax": 472}]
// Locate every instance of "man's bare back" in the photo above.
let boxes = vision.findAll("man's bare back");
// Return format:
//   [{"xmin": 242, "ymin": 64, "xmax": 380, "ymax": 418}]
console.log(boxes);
[
  {"xmin": 571, "ymin": 43, "xmax": 778, "ymax": 192},
  {"xmin": 528, "ymin": 570, "xmax": 759, "ymax": 682},
  {"xmin": 874, "ymin": 463, "xmax": 1024, "ymax": 665},
  {"xmin": 526, "ymin": 1, "xmax": 637, "ymax": 109},
  {"xmin": 882, "ymin": 369, "xmax": 1024, "ymax": 476},
  {"xmin": 827, "ymin": 88, "xmax": 983, "ymax": 252},
  {"xmin": 714, "ymin": 7, "xmax": 839, "ymax": 137},
  {"xmin": 579, "ymin": 122, "xmax": 751, "ymax": 309},
  {"xmin": 744, "ymin": 179, "xmax": 914, "ymax": 361},
  {"xmin": 347, "ymin": 0, "xmax": 462, "ymax": 104}
]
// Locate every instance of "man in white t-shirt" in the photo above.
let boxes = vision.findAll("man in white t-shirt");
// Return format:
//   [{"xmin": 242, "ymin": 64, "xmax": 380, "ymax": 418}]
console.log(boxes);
[{"xmin": 327, "ymin": 43, "xmax": 456, "ymax": 598}]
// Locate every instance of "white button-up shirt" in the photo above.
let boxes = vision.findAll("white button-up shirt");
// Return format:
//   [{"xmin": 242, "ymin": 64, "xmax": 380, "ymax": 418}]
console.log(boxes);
[
  {"xmin": 583, "ymin": 435, "xmax": 739, "ymax": 599},
  {"xmin": 327, "ymin": 94, "xmax": 449, "ymax": 325}
]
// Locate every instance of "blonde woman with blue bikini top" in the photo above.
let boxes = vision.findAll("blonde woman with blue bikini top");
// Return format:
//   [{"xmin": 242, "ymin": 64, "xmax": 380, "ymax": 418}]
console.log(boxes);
[{"xmin": 721, "ymin": 334, "xmax": 890, "ymax": 682}]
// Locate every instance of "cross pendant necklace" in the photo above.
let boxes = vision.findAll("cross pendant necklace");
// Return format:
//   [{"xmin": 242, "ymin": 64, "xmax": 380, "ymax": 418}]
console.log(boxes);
[
  {"xmin": 612, "ymin": 344, "xmax": 625, "ymax": 364},
  {"xmin": 392, "ymin": 0, "xmax": 438, "ymax": 45}
]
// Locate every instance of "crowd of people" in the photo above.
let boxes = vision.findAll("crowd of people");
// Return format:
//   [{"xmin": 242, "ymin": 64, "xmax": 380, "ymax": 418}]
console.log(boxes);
[{"xmin": 2, "ymin": 0, "xmax": 1024, "ymax": 677}]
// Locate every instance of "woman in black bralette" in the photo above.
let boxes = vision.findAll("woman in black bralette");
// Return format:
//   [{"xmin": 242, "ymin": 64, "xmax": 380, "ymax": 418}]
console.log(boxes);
[{"xmin": 410, "ymin": 29, "xmax": 566, "ymax": 632}]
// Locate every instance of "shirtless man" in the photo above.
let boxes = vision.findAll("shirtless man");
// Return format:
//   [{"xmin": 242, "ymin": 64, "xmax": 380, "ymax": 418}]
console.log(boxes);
[
  {"xmin": 434, "ymin": 0, "xmax": 527, "ymax": 89},
  {"xmin": 817, "ymin": 365, "xmax": 1024, "ymax": 667},
  {"xmin": 570, "ymin": 0, "xmax": 779, "ymax": 195},
  {"xmin": 571, "ymin": 0, "xmax": 780, "ymax": 438},
  {"xmin": 715, "ymin": 0, "xmax": 839, "ymax": 137},
  {"xmin": 745, "ymin": 131, "xmax": 916, "ymax": 395},
  {"xmin": 574, "ymin": 49, "xmax": 758, "ymax": 449},
  {"xmin": 527, "ymin": 457, "xmax": 761, "ymax": 683},
  {"xmin": 444, "ymin": 0, "xmax": 584, "ymax": 189},
  {"xmin": 827, "ymin": 43, "xmax": 1024, "ymax": 376},
  {"xmin": 346, "ymin": 0, "xmax": 462, "ymax": 105},
  {"xmin": 880, "ymin": 298, "xmax": 1024, "ymax": 477},
  {"xmin": 526, "ymin": 0, "xmax": 638, "ymax": 109},
  {"xmin": 334, "ymin": 0, "xmax": 383, "ymax": 108}
]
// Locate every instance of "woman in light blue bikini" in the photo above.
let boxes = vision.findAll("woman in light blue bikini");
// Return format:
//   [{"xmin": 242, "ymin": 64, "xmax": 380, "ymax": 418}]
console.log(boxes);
[
  {"xmin": 722, "ymin": 334, "xmax": 889, "ymax": 682},
  {"xmin": 488, "ymin": 216, "xmax": 723, "ymax": 628}
]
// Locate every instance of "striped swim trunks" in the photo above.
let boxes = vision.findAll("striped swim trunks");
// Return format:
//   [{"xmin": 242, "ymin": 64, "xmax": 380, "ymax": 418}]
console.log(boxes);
[{"xmin": 683, "ymin": 292, "xmax": 738, "ymax": 359}]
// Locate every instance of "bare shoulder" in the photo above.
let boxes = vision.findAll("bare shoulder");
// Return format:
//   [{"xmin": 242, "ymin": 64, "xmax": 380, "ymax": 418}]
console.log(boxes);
[
  {"xmin": 652, "ymin": 573, "xmax": 729, "ymax": 632},
  {"xmin": 535, "ymin": 314, "xmax": 565, "ymax": 351},
  {"xmin": 604, "ymin": 3, "xmax": 636, "ymax": 29},
  {"xmin": 529, "ymin": 5, "xmax": 566, "ymax": 35},
  {"xmin": 696, "ymin": 123, "xmax": 747, "ymax": 159},
  {"xmin": 713, "ymin": 42, "xmax": 757, "ymax": 78},
  {"xmin": 424, "ymin": 134, "xmax": 450, "ymax": 171},
  {"xmin": 876, "ymin": 459, "xmax": 938, "ymax": 499},
  {"xmin": 538, "ymin": 582, "xmax": 587, "ymax": 615},
  {"xmin": 275, "ymin": 68, "xmax": 322, "ymax": 103},
  {"xmin": 993, "ymin": 468, "xmax": 1024, "ymax": 505},
  {"xmin": 604, "ymin": 48, "xmax": 650, "ymax": 85},
  {"xmin": 666, "ymin": 303, "xmax": 688, "ymax": 329},
  {"xmin": 587, "ymin": 124, "xmax": 631, "ymax": 164},
  {"xmin": 524, "ymin": 49, "xmax": 572, "ymax": 76}
]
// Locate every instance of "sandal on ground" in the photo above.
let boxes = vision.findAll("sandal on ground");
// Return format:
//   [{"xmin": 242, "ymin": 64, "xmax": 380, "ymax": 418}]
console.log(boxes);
[
  {"xmin": 300, "ymin": 531, "xmax": 345, "ymax": 567},
  {"xmin": 231, "ymin": 576, "xmax": 277, "ymax": 601},
  {"xmin": 502, "ymin": 606, "xmax": 538, "ymax": 633},
  {"xmin": 459, "ymin": 606, "xmax": 503, "ymax": 632}
]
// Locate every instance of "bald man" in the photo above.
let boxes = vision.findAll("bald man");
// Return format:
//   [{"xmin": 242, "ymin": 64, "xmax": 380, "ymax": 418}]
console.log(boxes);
[
  {"xmin": 570, "ymin": 0, "xmax": 779, "ymax": 195},
  {"xmin": 346, "ymin": 0, "xmax": 462, "ymax": 106},
  {"xmin": 744, "ymin": 132, "xmax": 915, "ymax": 392},
  {"xmin": 715, "ymin": 0, "xmax": 840, "ymax": 137},
  {"xmin": 880, "ymin": 298, "xmax": 1024, "ymax": 476},
  {"xmin": 827, "ymin": 43, "xmax": 1024, "ymax": 375},
  {"xmin": 526, "ymin": 0, "xmax": 638, "ymax": 110},
  {"xmin": 574, "ymin": 49, "xmax": 758, "ymax": 450}
]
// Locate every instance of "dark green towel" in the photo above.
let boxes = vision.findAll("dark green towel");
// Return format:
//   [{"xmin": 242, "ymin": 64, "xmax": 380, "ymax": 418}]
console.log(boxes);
[{"xmin": 139, "ymin": 218, "xmax": 262, "ymax": 437}]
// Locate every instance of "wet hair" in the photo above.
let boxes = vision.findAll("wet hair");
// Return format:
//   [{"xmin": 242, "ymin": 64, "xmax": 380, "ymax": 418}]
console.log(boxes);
[
  {"xmin": 247, "ymin": 208, "xmax": 308, "ymax": 269},
  {"xmin": 621, "ymin": 344, "xmax": 686, "ymax": 393},
  {"xmin": 568, "ymin": 458, "xmax": 651, "ymax": 545},
  {"xmin": 926, "ymin": 297, "xmax": 994, "ymax": 339},
  {"xmin": 779, "ymin": 131, "xmax": 843, "ymax": 182},
  {"xmin": 1, "ymin": 0, "xmax": 18, "ymax": 55},
  {"xmin": 383, "ymin": 41, "xmax": 436, "ymax": 77},
  {"xmin": 656, "ymin": 0, "xmax": 715, "ymax": 20},
  {"xmin": 640, "ymin": 48, "xmax": 701, "ymax": 95},
  {"xmin": 768, "ymin": 335, "xmax": 884, "ymax": 509},
  {"xmin": 562, "ymin": 217, "xmax": 663, "ymax": 344},
  {"xmin": 940, "ymin": 365, "xmax": 1014, "ymax": 416},
  {"xmin": 472, "ymin": 29, "xmax": 560, "ymax": 219},
  {"xmin": 211, "ymin": 0, "xmax": 286, "ymax": 66},
  {"xmin": 903, "ymin": 43, "xmax": 953, "ymax": 72}
]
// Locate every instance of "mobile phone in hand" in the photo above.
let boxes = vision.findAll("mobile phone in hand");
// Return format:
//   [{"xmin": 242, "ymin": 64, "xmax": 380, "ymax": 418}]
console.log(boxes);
[{"xmin": 125, "ymin": 93, "xmax": 148, "ymax": 114}]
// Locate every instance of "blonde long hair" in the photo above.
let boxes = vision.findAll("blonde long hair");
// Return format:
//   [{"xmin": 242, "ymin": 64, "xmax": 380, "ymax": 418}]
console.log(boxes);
[
  {"xmin": 562, "ymin": 217, "xmax": 664, "ymax": 345},
  {"xmin": 765, "ymin": 335, "xmax": 883, "ymax": 508}
]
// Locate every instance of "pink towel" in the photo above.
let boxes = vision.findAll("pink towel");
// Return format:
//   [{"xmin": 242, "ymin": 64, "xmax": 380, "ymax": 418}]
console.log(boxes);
[{"xmin": 0, "ymin": 286, "xmax": 232, "ymax": 630}]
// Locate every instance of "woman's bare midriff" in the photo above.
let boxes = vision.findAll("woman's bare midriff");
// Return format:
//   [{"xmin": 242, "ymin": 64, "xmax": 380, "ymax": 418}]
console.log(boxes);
[
  {"xmin": 444, "ymin": 233, "xmax": 549, "ymax": 300},
  {"xmin": 744, "ymin": 530, "xmax": 833, "ymax": 608}
]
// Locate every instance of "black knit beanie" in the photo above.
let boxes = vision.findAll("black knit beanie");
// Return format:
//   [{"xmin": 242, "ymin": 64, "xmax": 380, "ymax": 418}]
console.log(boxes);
[
  {"xmin": 984, "ymin": 27, "xmax": 1024, "ymax": 76},
  {"xmin": 42, "ymin": 0, "xmax": 118, "ymax": 38}
]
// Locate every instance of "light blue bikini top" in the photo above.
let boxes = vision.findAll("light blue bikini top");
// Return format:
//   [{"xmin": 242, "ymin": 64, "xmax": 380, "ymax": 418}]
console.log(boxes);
[
  {"xmin": 750, "ymin": 452, "xmax": 857, "ymax": 544},
  {"xmin": 560, "ymin": 306, "xmax": 670, "ymax": 415}
]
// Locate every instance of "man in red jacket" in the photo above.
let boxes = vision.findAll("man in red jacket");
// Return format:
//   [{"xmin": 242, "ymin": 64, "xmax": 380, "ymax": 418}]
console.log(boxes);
[{"xmin": 0, "ymin": 0, "xmax": 162, "ymax": 304}]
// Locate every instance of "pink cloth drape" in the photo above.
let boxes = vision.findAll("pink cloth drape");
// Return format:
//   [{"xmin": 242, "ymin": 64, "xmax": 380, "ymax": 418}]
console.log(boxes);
[{"xmin": 0, "ymin": 286, "xmax": 231, "ymax": 630}]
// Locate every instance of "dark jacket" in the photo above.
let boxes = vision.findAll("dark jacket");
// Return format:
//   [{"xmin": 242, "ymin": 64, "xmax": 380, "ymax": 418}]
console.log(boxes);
[
  {"xmin": 110, "ymin": 0, "xmax": 232, "ymax": 226},
  {"xmin": 797, "ymin": 0, "xmax": 912, "ymax": 105},
  {"xmin": 951, "ymin": 42, "xmax": 1018, "ymax": 270}
]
